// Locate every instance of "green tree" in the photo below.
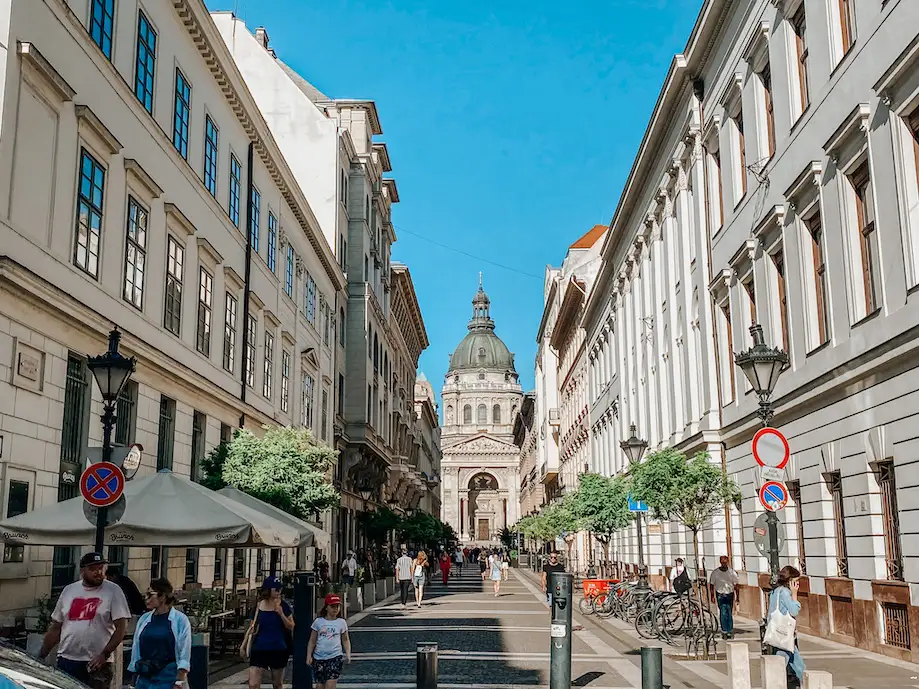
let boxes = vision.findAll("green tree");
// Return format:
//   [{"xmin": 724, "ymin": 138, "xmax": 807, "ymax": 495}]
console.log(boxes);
[
  {"xmin": 442, "ymin": 522, "xmax": 459, "ymax": 548},
  {"xmin": 198, "ymin": 441, "xmax": 229, "ymax": 491},
  {"xmin": 358, "ymin": 507, "xmax": 403, "ymax": 546},
  {"xmin": 571, "ymin": 473, "xmax": 633, "ymax": 563},
  {"xmin": 629, "ymin": 448, "xmax": 741, "ymax": 575},
  {"xmin": 221, "ymin": 426, "xmax": 340, "ymax": 519},
  {"xmin": 398, "ymin": 512, "xmax": 443, "ymax": 550},
  {"xmin": 542, "ymin": 496, "xmax": 583, "ymax": 559}
]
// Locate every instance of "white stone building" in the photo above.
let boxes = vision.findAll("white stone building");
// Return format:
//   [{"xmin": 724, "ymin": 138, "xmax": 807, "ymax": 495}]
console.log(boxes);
[
  {"xmin": 581, "ymin": 0, "xmax": 919, "ymax": 659},
  {"xmin": 0, "ymin": 0, "xmax": 344, "ymax": 616},
  {"xmin": 413, "ymin": 372, "xmax": 443, "ymax": 520},
  {"xmin": 441, "ymin": 280, "xmax": 523, "ymax": 545}
]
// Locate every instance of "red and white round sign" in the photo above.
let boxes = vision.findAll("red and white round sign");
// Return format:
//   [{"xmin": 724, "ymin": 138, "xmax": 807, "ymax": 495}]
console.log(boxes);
[{"xmin": 752, "ymin": 427, "xmax": 789, "ymax": 469}]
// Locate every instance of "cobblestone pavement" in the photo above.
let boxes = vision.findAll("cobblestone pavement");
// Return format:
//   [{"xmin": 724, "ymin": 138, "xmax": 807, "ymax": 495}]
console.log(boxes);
[{"xmin": 213, "ymin": 565, "xmax": 919, "ymax": 688}]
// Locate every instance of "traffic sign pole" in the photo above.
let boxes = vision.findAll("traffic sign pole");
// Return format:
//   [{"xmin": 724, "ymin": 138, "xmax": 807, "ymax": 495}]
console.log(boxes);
[
  {"xmin": 96, "ymin": 405, "xmax": 114, "ymax": 553},
  {"xmin": 767, "ymin": 511, "xmax": 780, "ymax": 587}
]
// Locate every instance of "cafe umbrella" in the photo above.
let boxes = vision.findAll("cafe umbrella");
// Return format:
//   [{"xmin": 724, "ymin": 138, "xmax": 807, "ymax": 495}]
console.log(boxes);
[{"xmin": 217, "ymin": 486, "xmax": 331, "ymax": 550}]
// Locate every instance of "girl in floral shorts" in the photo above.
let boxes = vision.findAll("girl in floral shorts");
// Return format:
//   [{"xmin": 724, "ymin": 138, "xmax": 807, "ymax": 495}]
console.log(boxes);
[{"xmin": 307, "ymin": 594, "xmax": 351, "ymax": 688}]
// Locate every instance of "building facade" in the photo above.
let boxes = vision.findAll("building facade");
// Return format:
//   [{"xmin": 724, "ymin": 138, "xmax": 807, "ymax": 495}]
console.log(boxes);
[
  {"xmin": 514, "ymin": 393, "xmax": 542, "ymax": 519},
  {"xmin": 0, "ymin": 0, "xmax": 343, "ymax": 615},
  {"xmin": 413, "ymin": 372, "xmax": 443, "ymax": 519},
  {"xmin": 441, "ymin": 280, "xmax": 523, "ymax": 545}
]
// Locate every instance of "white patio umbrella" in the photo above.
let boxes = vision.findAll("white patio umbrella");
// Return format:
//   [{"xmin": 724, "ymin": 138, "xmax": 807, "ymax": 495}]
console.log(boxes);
[
  {"xmin": 0, "ymin": 469, "xmax": 301, "ymax": 548},
  {"xmin": 217, "ymin": 486, "xmax": 331, "ymax": 550}
]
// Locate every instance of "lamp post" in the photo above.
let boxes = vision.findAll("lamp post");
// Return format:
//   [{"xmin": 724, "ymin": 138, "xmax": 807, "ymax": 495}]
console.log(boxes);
[
  {"xmin": 620, "ymin": 423, "xmax": 649, "ymax": 597},
  {"xmin": 86, "ymin": 329, "xmax": 136, "ymax": 553}
]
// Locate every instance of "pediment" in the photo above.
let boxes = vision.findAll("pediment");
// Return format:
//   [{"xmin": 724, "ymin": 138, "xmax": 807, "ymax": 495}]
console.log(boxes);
[{"xmin": 443, "ymin": 434, "xmax": 518, "ymax": 455}]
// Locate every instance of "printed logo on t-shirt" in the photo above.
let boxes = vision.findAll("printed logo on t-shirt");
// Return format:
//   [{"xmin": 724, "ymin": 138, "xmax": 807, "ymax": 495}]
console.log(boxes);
[
  {"xmin": 67, "ymin": 597, "xmax": 102, "ymax": 621},
  {"xmin": 317, "ymin": 623, "xmax": 339, "ymax": 642}
]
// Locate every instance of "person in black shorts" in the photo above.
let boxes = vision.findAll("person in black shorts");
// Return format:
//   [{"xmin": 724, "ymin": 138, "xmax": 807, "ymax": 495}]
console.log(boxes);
[{"xmin": 247, "ymin": 577, "xmax": 294, "ymax": 689}]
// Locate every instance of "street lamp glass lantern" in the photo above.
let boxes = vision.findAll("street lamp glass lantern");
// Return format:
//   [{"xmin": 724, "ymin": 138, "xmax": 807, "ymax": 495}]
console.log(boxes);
[
  {"xmin": 733, "ymin": 324, "xmax": 788, "ymax": 397},
  {"xmin": 619, "ymin": 423, "xmax": 648, "ymax": 465},
  {"xmin": 87, "ymin": 330, "xmax": 136, "ymax": 402}
]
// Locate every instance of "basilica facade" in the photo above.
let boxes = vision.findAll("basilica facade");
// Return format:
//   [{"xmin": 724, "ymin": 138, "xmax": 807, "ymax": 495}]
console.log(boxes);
[{"xmin": 440, "ymin": 280, "xmax": 523, "ymax": 545}]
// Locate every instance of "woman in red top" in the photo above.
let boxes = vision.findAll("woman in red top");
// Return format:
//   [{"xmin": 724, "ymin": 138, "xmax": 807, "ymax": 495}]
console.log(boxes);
[{"xmin": 439, "ymin": 553, "xmax": 452, "ymax": 585}]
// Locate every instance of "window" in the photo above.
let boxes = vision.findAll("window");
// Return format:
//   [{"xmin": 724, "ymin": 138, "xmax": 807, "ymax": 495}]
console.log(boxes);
[
  {"xmin": 285, "ymin": 246, "xmax": 295, "ymax": 298},
  {"xmin": 791, "ymin": 5, "xmax": 810, "ymax": 113},
  {"xmin": 134, "ymin": 11, "xmax": 156, "ymax": 113},
  {"xmin": 710, "ymin": 149, "xmax": 724, "ymax": 228},
  {"xmin": 493, "ymin": 404, "xmax": 501, "ymax": 424},
  {"xmin": 223, "ymin": 293, "xmax": 237, "ymax": 372},
  {"xmin": 157, "ymin": 396, "xmax": 176, "ymax": 471},
  {"xmin": 305, "ymin": 274, "xmax": 317, "ymax": 324},
  {"xmin": 364, "ymin": 255, "xmax": 369, "ymax": 282},
  {"xmin": 806, "ymin": 213, "xmax": 830, "ymax": 346},
  {"xmin": 3, "ymin": 480, "xmax": 29, "ymax": 563},
  {"xmin": 52, "ymin": 547, "xmax": 77, "ymax": 595},
  {"xmin": 164, "ymin": 237, "xmax": 184, "ymax": 335},
  {"xmin": 249, "ymin": 187, "xmax": 261, "ymax": 252},
  {"xmin": 323, "ymin": 301, "xmax": 331, "ymax": 346},
  {"xmin": 908, "ymin": 110, "xmax": 919, "ymax": 190},
  {"xmin": 477, "ymin": 404, "xmax": 487, "ymax": 425},
  {"xmin": 213, "ymin": 548, "xmax": 226, "ymax": 583},
  {"xmin": 267, "ymin": 212, "xmax": 277, "ymax": 272},
  {"xmin": 233, "ymin": 549, "xmax": 246, "ymax": 580},
  {"xmin": 263, "ymin": 331, "xmax": 274, "ymax": 400},
  {"xmin": 151, "ymin": 546, "xmax": 167, "ymax": 579},
  {"xmin": 229, "ymin": 154, "xmax": 241, "ymax": 227},
  {"xmin": 185, "ymin": 548, "xmax": 199, "ymax": 584},
  {"xmin": 838, "ymin": 0, "xmax": 856, "ymax": 54},
  {"xmin": 321, "ymin": 389, "xmax": 329, "ymax": 441},
  {"xmin": 60, "ymin": 356, "xmax": 89, "ymax": 487},
  {"xmin": 124, "ymin": 197, "xmax": 147, "ymax": 309},
  {"xmin": 89, "ymin": 0, "xmax": 114, "ymax": 59},
  {"xmin": 173, "ymin": 69, "xmax": 191, "ymax": 159},
  {"xmin": 760, "ymin": 64, "xmax": 775, "ymax": 158},
  {"xmin": 851, "ymin": 163, "xmax": 881, "ymax": 314},
  {"xmin": 74, "ymin": 149, "xmax": 105, "ymax": 278},
  {"xmin": 787, "ymin": 480, "xmax": 806, "ymax": 575},
  {"xmin": 191, "ymin": 411, "xmax": 205, "ymax": 482},
  {"xmin": 733, "ymin": 111, "xmax": 747, "ymax": 198},
  {"xmin": 301, "ymin": 373, "xmax": 314, "ymax": 428},
  {"xmin": 771, "ymin": 249, "xmax": 789, "ymax": 352},
  {"xmin": 743, "ymin": 277, "xmax": 756, "ymax": 326},
  {"xmin": 463, "ymin": 405, "xmax": 472, "ymax": 424},
  {"xmin": 875, "ymin": 460, "xmax": 903, "ymax": 581},
  {"xmin": 196, "ymin": 268, "xmax": 213, "ymax": 357},
  {"xmin": 373, "ymin": 334, "xmax": 379, "ymax": 371},
  {"xmin": 203, "ymin": 116, "xmax": 218, "ymax": 197},
  {"xmin": 245, "ymin": 314, "xmax": 257, "ymax": 388},
  {"xmin": 339, "ymin": 307, "xmax": 346, "ymax": 346},
  {"xmin": 825, "ymin": 471, "xmax": 848, "ymax": 577},
  {"xmin": 281, "ymin": 350, "xmax": 291, "ymax": 413},
  {"xmin": 106, "ymin": 546, "xmax": 126, "ymax": 577},
  {"xmin": 337, "ymin": 374, "xmax": 345, "ymax": 416},
  {"xmin": 115, "ymin": 381, "xmax": 137, "ymax": 447},
  {"xmin": 718, "ymin": 303, "xmax": 735, "ymax": 402}
]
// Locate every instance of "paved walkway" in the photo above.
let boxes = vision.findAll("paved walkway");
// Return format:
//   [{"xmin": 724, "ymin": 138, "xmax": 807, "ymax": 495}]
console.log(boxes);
[{"xmin": 213, "ymin": 565, "xmax": 919, "ymax": 688}]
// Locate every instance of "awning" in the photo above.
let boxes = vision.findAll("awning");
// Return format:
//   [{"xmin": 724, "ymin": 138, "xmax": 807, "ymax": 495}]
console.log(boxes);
[{"xmin": 217, "ymin": 486, "xmax": 331, "ymax": 550}]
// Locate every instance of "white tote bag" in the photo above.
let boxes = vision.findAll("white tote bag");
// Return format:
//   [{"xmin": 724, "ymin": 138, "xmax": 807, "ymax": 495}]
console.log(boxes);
[{"xmin": 763, "ymin": 608, "xmax": 797, "ymax": 652}]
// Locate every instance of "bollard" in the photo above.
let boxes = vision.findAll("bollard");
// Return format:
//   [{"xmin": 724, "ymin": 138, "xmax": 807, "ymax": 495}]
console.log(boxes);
[
  {"xmin": 292, "ymin": 571, "xmax": 316, "ymax": 689},
  {"xmin": 549, "ymin": 572, "xmax": 573, "ymax": 689},
  {"xmin": 188, "ymin": 633, "xmax": 209, "ymax": 689},
  {"xmin": 416, "ymin": 642, "xmax": 438, "ymax": 689},
  {"xmin": 761, "ymin": 655, "xmax": 787, "ymax": 689},
  {"xmin": 639, "ymin": 647, "xmax": 663, "ymax": 689},
  {"xmin": 726, "ymin": 642, "xmax": 752, "ymax": 689},
  {"xmin": 803, "ymin": 670, "xmax": 833, "ymax": 689}
]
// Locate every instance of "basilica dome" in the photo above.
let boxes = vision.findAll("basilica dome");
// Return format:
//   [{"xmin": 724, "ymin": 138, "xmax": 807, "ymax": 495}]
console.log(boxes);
[{"xmin": 447, "ymin": 280, "xmax": 517, "ymax": 373}]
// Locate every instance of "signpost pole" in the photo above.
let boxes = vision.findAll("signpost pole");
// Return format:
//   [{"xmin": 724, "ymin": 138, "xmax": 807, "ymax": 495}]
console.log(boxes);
[
  {"xmin": 94, "ymin": 400, "xmax": 116, "ymax": 552},
  {"xmin": 549, "ymin": 572, "xmax": 573, "ymax": 689},
  {"xmin": 766, "ymin": 511, "xmax": 780, "ymax": 587}
]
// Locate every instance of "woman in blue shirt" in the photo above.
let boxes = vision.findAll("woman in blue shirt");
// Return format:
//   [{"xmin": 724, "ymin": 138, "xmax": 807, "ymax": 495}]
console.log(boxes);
[
  {"xmin": 769, "ymin": 565, "xmax": 805, "ymax": 688},
  {"xmin": 247, "ymin": 577, "xmax": 294, "ymax": 689},
  {"xmin": 129, "ymin": 578, "xmax": 192, "ymax": 689}
]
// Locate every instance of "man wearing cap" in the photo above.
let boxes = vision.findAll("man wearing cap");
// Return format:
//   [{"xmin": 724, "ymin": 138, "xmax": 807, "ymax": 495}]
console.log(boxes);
[{"xmin": 40, "ymin": 552, "xmax": 131, "ymax": 689}]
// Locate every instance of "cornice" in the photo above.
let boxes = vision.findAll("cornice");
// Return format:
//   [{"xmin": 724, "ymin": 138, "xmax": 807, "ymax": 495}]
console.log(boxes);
[{"xmin": 17, "ymin": 41, "xmax": 75, "ymax": 102}]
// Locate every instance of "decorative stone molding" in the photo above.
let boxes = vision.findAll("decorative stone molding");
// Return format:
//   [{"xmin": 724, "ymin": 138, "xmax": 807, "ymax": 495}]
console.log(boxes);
[
  {"xmin": 196, "ymin": 237, "xmax": 224, "ymax": 267},
  {"xmin": 165, "ymin": 203, "xmax": 196, "ymax": 236},
  {"xmin": 278, "ymin": 230, "xmax": 289, "ymax": 249},
  {"xmin": 295, "ymin": 256, "xmax": 305, "ymax": 277},
  {"xmin": 17, "ymin": 42, "xmax": 75, "ymax": 102},
  {"xmin": 874, "ymin": 33, "xmax": 919, "ymax": 111},
  {"xmin": 718, "ymin": 73, "xmax": 744, "ymax": 117},
  {"xmin": 224, "ymin": 266, "xmax": 245, "ymax": 292},
  {"xmin": 248, "ymin": 292, "xmax": 265, "ymax": 312},
  {"xmin": 742, "ymin": 21, "xmax": 771, "ymax": 73},
  {"xmin": 124, "ymin": 159, "xmax": 163, "ymax": 199},
  {"xmin": 823, "ymin": 103, "xmax": 871, "ymax": 164},
  {"xmin": 75, "ymin": 104, "xmax": 121, "ymax": 155}
]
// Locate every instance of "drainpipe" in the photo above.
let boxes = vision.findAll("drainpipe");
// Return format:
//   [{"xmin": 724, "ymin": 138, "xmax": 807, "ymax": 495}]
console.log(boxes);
[{"xmin": 239, "ymin": 141, "xmax": 255, "ymax": 428}]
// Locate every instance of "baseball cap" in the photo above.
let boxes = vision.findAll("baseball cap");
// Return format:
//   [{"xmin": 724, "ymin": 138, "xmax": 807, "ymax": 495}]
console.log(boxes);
[
  {"xmin": 261, "ymin": 576, "xmax": 283, "ymax": 590},
  {"xmin": 324, "ymin": 593, "xmax": 341, "ymax": 606},
  {"xmin": 80, "ymin": 552, "xmax": 107, "ymax": 568}
]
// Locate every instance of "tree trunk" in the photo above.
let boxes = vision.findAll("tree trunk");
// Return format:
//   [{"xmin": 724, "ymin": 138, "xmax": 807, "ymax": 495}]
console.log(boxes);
[{"xmin": 691, "ymin": 527, "xmax": 702, "ymax": 578}]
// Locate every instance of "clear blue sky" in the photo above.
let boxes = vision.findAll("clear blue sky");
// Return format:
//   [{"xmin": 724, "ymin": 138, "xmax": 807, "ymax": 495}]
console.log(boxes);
[{"xmin": 206, "ymin": 0, "xmax": 703, "ymax": 398}]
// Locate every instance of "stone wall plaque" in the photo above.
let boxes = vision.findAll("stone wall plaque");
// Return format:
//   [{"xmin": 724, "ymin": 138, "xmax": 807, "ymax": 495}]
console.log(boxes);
[{"xmin": 11, "ymin": 338, "xmax": 44, "ymax": 392}]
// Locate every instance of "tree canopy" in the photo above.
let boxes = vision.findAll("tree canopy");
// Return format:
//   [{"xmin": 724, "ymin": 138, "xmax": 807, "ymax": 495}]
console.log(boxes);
[{"xmin": 570, "ymin": 473, "xmax": 633, "ymax": 542}]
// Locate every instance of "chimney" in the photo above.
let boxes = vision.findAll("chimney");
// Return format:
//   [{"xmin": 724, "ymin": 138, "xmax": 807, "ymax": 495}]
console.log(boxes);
[{"xmin": 254, "ymin": 27, "xmax": 269, "ymax": 49}]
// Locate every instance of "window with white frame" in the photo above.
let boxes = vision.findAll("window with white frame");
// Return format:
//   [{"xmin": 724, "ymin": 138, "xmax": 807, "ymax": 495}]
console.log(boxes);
[
  {"xmin": 849, "ymin": 161, "xmax": 882, "ymax": 315},
  {"xmin": 301, "ymin": 372, "xmax": 314, "ymax": 428},
  {"xmin": 74, "ymin": 149, "xmax": 105, "ymax": 279},
  {"xmin": 124, "ymin": 196, "xmax": 147, "ymax": 309},
  {"xmin": 285, "ymin": 245, "xmax": 295, "ymax": 298},
  {"xmin": 263, "ymin": 330, "xmax": 274, "ymax": 400},
  {"xmin": 305, "ymin": 274, "xmax": 317, "ymax": 324},
  {"xmin": 790, "ymin": 4, "xmax": 810, "ymax": 118},
  {"xmin": 164, "ymin": 237, "xmax": 184, "ymax": 336},
  {"xmin": 267, "ymin": 212, "xmax": 277, "ymax": 273},
  {"xmin": 196, "ymin": 267, "xmax": 213, "ymax": 357},
  {"xmin": 223, "ymin": 293, "xmax": 237, "ymax": 372},
  {"xmin": 245, "ymin": 314, "xmax": 257, "ymax": 388},
  {"xmin": 280, "ymin": 350, "xmax": 290, "ymax": 413}
]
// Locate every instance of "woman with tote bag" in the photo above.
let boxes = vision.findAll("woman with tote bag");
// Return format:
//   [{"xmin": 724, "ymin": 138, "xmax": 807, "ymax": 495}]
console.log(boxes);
[{"xmin": 765, "ymin": 566, "xmax": 805, "ymax": 688}]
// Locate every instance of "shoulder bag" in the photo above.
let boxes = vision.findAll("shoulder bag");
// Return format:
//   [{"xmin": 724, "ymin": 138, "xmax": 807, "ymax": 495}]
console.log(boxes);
[
  {"xmin": 763, "ymin": 606, "xmax": 796, "ymax": 652},
  {"xmin": 239, "ymin": 607, "xmax": 261, "ymax": 661}
]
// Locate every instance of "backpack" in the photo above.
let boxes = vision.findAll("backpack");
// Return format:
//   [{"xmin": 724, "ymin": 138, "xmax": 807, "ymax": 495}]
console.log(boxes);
[{"xmin": 673, "ymin": 568, "xmax": 691, "ymax": 595}]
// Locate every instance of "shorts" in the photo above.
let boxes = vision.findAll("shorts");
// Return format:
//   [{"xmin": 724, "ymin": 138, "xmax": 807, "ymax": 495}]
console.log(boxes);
[
  {"xmin": 249, "ymin": 649, "xmax": 290, "ymax": 670},
  {"xmin": 342, "ymin": 574, "xmax": 354, "ymax": 586},
  {"xmin": 501, "ymin": 562, "xmax": 509, "ymax": 570},
  {"xmin": 413, "ymin": 575, "xmax": 425, "ymax": 587},
  {"xmin": 311, "ymin": 655, "xmax": 344, "ymax": 683}
]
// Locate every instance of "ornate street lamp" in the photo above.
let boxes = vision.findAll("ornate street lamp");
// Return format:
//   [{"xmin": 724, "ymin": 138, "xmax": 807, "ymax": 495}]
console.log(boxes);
[
  {"xmin": 620, "ymin": 423, "xmax": 650, "ymax": 597},
  {"xmin": 86, "ymin": 329, "xmax": 136, "ymax": 552},
  {"xmin": 733, "ymin": 324, "xmax": 788, "ymax": 425}
]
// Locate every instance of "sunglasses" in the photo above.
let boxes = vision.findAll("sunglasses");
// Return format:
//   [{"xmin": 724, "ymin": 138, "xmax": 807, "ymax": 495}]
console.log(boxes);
[{"xmin": 145, "ymin": 591, "xmax": 160, "ymax": 598}]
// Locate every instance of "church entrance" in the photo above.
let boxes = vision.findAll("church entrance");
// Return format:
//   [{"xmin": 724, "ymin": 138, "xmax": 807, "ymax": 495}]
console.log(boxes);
[
  {"xmin": 477, "ymin": 519, "xmax": 490, "ymax": 541},
  {"xmin": 467, "ymin": 472, "xmax": 501, "ymax": 543}
]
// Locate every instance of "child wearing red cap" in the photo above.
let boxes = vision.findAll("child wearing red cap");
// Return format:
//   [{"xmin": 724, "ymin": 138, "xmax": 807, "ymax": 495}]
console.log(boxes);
[{"xmin": 307, "ymin": 594, "xmax": 350, "ymax": 688}]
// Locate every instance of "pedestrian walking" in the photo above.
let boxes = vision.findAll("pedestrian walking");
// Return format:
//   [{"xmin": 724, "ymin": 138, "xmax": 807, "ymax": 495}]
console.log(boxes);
[
  {"xmin": 501, "ymin": 551, "xmax": 510, "ymax": 581},
  {"xmin": 709, "ymin": 556, "xmax": 739, "ymax": 639},
  {"xmin": 490, "ymin": 552, "xmax": 503, "ymax": 597},
  {"xmin": 129, "ymin": 578, "xmax": 192, "ymax": 689},
  {"xmin": 767, "ymin": 566, "xmax": 805, "ymax": 689},
  {"xmin": 307, "ymin": 594, "xmax": 351, "ymax": 689},
  {"xmin": 39, "ymin": 552, "xmax": 131, "ymax": 689},
  {"xmin": 541, "ymin": 552, "xmax": 565, "ymax": 607},
  {"xmin": 241, "ymin": 576, "xmax": 295, "ymax": 689},
  {"xmin": 396, "ymin": 547, "xmax": 413, "ymax": 608},
  {"xmin": 341, "ymin": 552, "xmax": 357, "ymax": 588},
  {"xmin": 412, "ymin": 551, "xmax": 430, "ymax": 607},
  {"xmin": 454, "ymin": 547, "xmax": 464, "ymax": 573},
  {"xmin": 478, "ymin": 550, "xmax": 488, "ymax": 580},
  {"xmin": 439, "ymin": 552, "xmax": 452, "ymax": 586},
  {"xmin": 106, "ymin": 566, "xmax": 146, "ymax": 616},
  {"xmin": 669, "ymin": 558, "xmax": 691, "ymax": 595}
]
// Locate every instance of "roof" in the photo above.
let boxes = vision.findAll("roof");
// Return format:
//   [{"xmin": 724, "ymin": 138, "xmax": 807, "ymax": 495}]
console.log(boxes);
[
  {"xmin": 570, "ymin": 224, "xmax": 608, "ymax": 249},
  {"xmin": 276, "ymin": 59, "xmax": 330, "ymax": 103}
]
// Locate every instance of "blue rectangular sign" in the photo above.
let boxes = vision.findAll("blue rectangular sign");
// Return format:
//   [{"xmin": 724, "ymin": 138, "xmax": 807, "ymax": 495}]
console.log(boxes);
[{"xmin": 628, "ymin": 495, "xmax": 649, "ymax": 513}]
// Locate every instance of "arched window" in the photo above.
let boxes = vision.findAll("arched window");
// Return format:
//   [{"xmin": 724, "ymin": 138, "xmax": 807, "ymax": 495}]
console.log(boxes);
[
  {"xmin": 493, "ymin": 404, "xmax": 501, "ymax": 424},
  {"xmin": 463, "ymin": 405, "xmax": 472, "ymax": 424},
  {"xmin": 477, "ymin": 404, "xmax": 487, "ymax": 425}
]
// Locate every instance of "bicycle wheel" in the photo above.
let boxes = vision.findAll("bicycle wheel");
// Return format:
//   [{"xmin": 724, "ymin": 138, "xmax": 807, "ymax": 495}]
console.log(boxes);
[
  {"xmin": 578, "ymin": 594, "xmax": 595, "ymax": 615},
  {"xmin": 635, "ymin": 607, "xmax": 656, "ymax": 639}
]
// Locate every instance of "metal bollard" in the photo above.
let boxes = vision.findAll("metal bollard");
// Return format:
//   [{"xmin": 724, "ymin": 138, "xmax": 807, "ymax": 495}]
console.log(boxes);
[
  {"xmin": 640, "ymin": 646, "xmax": 663, "ymax": 689},
  {"xmin": 416, "ymin": 641, "xmax": 438, "ymax": 689},
  {"xmin": 292, "ymin": 571, "xmax": 316, "ymax": 689},
  {"xmin": 549, "ymin": 572, "xmax": 573, "ymax": 689}
]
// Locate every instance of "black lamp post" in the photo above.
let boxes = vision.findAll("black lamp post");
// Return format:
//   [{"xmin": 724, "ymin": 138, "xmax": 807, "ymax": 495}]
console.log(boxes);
[
  {"xmin": 620, "ymin": 423, "xmax": 650, "ymax": 597},
  {"xmin": 86, "ymin": 329, "xmax": 136, "ymax": 553}
]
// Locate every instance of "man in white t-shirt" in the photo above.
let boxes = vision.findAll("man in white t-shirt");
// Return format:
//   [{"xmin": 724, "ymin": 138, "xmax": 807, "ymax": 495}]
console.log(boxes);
[
  {"xmin": 40, "ymin": 552, "xmax": 131, "ymax": 689},
  {"xmin": 454, "ymin": 547, "xmax": 464, "ymax": 573},
  {"xmin": 396, "ymin": 548, "xmax": 414, "ymax": 608},
  {"xmin": 709, "ymin": 555, "xmax": 740, "ymax": 638},
  {"xmin": 341, "ymin": 552, "xmax": 358, "ymax": 586}
]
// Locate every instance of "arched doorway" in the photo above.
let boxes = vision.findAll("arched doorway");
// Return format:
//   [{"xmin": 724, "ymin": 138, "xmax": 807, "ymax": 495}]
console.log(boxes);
[{"xmin": 467, "ymin": 472, "xmax": 500, "ymax": 542}]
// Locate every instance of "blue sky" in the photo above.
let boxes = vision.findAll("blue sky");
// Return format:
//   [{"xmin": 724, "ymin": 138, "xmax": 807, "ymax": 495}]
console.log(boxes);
[{"xmin": 207, "ymin": 0, "xmax": 704, "ymax": 398}]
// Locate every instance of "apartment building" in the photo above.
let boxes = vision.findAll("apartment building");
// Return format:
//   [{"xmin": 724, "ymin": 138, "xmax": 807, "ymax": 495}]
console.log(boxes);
[
  {"xmin": 514, "ymin": 393, "xmax": 542, "ymax": 519},
  {"xmin": 0, "ymin": 0, "xmax": 344, "ymax": 614},
  {"xmin": 413, "ymin": 373, "xmax": 443, "ymax": 520}
]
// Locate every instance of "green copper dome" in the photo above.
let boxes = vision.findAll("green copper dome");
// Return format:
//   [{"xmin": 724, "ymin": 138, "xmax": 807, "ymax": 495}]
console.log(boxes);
[{"xmin": 447, "ymin": 278, "xmax": 516, "ymax": 373}]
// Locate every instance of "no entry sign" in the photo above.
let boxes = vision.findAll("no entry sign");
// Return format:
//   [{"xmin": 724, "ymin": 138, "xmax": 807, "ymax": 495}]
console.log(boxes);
[
  {"xmin": 752, "ymin": 427, "xmax": 790, "ymax": 469},
  {"xmin": 80, "ymin": 461, "xmax": 125, "ymax": 508},
  {"xmin": 759, "ymin": 481, "xmax": 789, "ymax": 512}
]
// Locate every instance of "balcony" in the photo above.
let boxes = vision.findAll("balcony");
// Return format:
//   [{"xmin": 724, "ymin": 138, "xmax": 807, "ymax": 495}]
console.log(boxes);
[{"xmin": 548, "ymin": 408, "xmax": 560, "ymax": 427}]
